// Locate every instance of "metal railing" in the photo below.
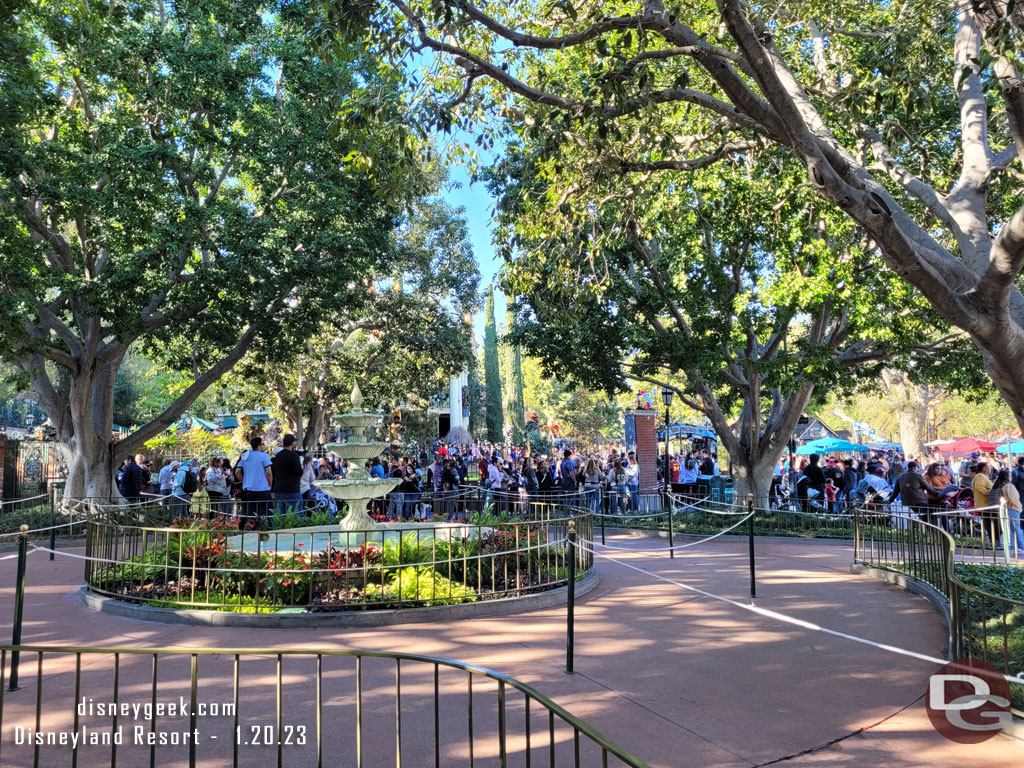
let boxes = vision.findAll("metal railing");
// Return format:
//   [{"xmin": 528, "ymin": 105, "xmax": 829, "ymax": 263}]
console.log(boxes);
[
  {"xmin": 0, "ymin": 644, "xmax": 649, "ymax": 768},
  {"xmin": 82, "ymin": 498, "xmax": 594, "ymax": 613},
  {"xmin": 854, "ymin": 510, "xmax": 1024, "ymax": 713}
]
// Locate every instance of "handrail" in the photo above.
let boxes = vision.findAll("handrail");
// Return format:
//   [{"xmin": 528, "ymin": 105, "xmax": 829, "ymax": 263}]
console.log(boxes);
[{"xmin": 0, "ymin": 643, "xmax": 650, "ymax": 767}]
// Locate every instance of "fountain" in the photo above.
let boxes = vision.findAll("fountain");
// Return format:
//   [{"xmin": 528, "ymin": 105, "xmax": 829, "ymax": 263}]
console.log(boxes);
[
  {"xmin": 316, "ymin": 381, "xmax": 400, "ymax": 530},
  {"xmin": 226, "ymin": 381, "xmax": 482, "ymax": 554}
]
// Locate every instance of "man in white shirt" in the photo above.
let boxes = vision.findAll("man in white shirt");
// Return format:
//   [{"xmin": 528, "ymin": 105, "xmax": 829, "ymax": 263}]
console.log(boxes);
[
  {"xmin": 625, "ymin": 451, "xmax": 640, "ymax": 513},
  {"xmin": 235, "ymin": 436, "xmax": 273, "ymax": 530}
]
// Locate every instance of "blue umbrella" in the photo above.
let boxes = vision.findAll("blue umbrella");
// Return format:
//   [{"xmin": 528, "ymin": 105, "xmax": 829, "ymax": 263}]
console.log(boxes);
[
  {"xmin": 996, "ymin": 441, "xmax": 1024, "ymax": 454},
  {"xmin": 796, "ymin": 438, "xmax": 869, "ymax": 454}
]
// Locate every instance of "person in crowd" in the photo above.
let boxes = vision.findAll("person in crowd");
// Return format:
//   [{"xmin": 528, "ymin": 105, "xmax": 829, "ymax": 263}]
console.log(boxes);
[
  {"xmin": 625, "ymin": 451, "xmax": 640, "ymax": 512},
  {"xmin": 995, "ymin": 468, "xmax": 1024, "ymax": 555},
  {"xmin": 887, "ymin": 461, "xmax": 932, "ymax": 522},
  {"xmin": 583, "ymin": 457, "xmax": 602, "ymax": 514},
  {"xmin": 300, "ymin": 454, "xmax": 317, "ymax": 511},
  {"xmin": 972, "ymin": 461, "xmax": 994, "ymax": 512},
  {"xmin": 205, "ymin": 457, "xmax": 228, "ymax": 516},
  {"xmin": 170, "ymin": 459, "xmax": 197, "ymax": 519},
  {"xmin": 802, "ymin": 454, "xmax": 826, "ymax": 512},
  {"xmin": 609, "ymin": 459, "xmax": 629, "ymax": 514},
  {"xmin": 235, "ymin": 436, "xmax": 273, "ymax": 530},
  {"xmin": 158, "ymin": 458, "xmax": 174, "ymax": 505},
  {"xmin": 120, "ymin": 454, "xmax": 145, "ymax": 505},
  {"xmin": 271, "ymin": 434, "xmax": 304, "ymax": 516}
]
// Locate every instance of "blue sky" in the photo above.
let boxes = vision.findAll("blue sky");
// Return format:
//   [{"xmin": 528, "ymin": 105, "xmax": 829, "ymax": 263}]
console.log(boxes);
[{"xmin": 443, "ymin": 146, "xmax": 507, "ymax": 346}]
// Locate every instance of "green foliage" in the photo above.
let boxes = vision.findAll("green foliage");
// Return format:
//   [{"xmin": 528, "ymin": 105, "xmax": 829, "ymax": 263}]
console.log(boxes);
[
  {"xmin": 365, "ymin": 566, "xmax": 477, "ymax": 606},
  {"xmin": 483, "ymin": 286, "xmax": 504, "ymax": 441},
  {"xmin": 955, "ymin": 564, "xmax": 1024, "ymax": 603},
  {"xmin": 504, "ymin": 307, "xmax": 527, "ymax": 442},
  {"xmin": 0, "ymin": 0, "xmax": 427, "ymax": 492}
]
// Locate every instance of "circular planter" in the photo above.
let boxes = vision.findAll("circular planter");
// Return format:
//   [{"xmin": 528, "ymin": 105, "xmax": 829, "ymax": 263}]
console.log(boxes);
[{"xmin": 78, "ymin": 568, "xmax": 599, "ymax": 628}]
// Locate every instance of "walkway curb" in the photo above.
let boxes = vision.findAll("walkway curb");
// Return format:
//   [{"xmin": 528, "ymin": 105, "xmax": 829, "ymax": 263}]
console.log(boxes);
[{"xmin": 77, "ymin": 568, "xmax": 599, "ymax": 628}]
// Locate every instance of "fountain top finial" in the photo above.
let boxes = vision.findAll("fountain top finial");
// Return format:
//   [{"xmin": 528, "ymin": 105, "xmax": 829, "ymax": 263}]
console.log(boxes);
[{"xmin": 351, "ymin": 380, "xmax": 363, "ymax": 411}]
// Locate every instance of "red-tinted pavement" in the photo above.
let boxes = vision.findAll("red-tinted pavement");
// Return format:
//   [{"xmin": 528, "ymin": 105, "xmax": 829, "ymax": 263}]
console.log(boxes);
[{"xmin": 0, "ymin": 533, "xmax": 1019, "ymax": 767}]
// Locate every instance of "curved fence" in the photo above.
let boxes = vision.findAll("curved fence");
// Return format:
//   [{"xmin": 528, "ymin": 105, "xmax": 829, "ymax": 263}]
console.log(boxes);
[
  {"xmin": 854, "ymin": 510, "xmax": 1024, "ymax": 712},
  {"xmin": 83, "ymin": 499, "xmax": 594, "ymax": 613},
  {"xmin": 0, "ymin": 644, "xmax": 648, "ymax": 768}
]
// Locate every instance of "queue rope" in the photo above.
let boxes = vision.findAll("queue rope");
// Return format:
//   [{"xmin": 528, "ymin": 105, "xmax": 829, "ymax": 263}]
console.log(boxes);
[
  {"xmin": 0, "ymin": 518, "xmax": 89, "ymax": 538},
  {"xmin": 0, "ymin": 493, "xmax": 48, "ymax": 507},
  {"xmin": 28, "ymin": 535, "xmax": 570, "ymax": 575},
  {"xmin": 580, "ymin": 541, "xmax": 1023, "ymax": 688},
  {"xmin": 593, "ymin": 510, "xmax": 755, "ymax": 553}
]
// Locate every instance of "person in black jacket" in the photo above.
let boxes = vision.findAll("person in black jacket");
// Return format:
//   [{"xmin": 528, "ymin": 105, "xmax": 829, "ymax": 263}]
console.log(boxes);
[
  {"xmin": 888, "ymin": 461, "xmax": 933, "ymax": 522},
  {"xmin": 120, "ymin": 454, "xmax": 145, "ymax": 504},
  {"xmin": 802, "ymin": 454, "xmax": 826, "ymax": 512}
]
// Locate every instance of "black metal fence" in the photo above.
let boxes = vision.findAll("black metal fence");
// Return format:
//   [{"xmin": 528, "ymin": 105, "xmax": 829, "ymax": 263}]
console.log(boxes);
[
  {"xmin": 0, "ymin": 645, "xmax": 649, "ymax": 768},
  {"xmin": 82, "ymin": 495, "xmax": 594, "ymax": 613}
]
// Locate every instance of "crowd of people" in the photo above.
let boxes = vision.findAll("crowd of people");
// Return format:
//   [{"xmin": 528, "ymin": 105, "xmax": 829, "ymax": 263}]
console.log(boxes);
[
  {"xmin": 778, "ymin": 450, "xmax": 1024, "ymax": 551},
  {"xmin": 115, "ymin": 431, "xmax": 1023, "ymax": 552}
]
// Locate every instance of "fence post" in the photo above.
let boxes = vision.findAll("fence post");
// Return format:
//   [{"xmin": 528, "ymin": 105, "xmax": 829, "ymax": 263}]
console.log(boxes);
[
  {"xmin": 9, "ymin": 524, "xmax": 28, "ymax": 691},
  {"xmin": 666, "ymin": 491, "xmax": 674, "ymax": 559},
  {"xmin": 747, "ymin": 495, "xmax": 756, "ymax": 599},
  {"xmin": 48, "ymin": 490, "xmax": 56, "ymax": 561},
  {"xmin": 565, "ymin": 521, "xmax": 576, "ymax": 675},
  {"xmin": 853, "ymin": 506, "xmax": 860, "ymax": 562},
  {"xmin": 999, "ymin": 498, "xmax": 1010, "ymax": 565},
  {"xmin": 599, "ymin": 508, "xmax": 605, "ymax": 546}
]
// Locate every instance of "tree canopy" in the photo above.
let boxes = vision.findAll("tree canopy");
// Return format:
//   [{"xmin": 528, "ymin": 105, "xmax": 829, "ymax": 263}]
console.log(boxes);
[
  {"xmin": 347, "ymin": 0, "xmax": 1024, "ymax": 432},
  {"xmin": 0, "ymin": 0, "xmax": 427, "ymax": 497}
]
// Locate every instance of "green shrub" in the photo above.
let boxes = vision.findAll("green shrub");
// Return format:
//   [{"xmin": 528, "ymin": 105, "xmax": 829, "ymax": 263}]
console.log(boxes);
[{"xmin": 364, "ymin": 566, "xmax": 476, "ymax": 606}]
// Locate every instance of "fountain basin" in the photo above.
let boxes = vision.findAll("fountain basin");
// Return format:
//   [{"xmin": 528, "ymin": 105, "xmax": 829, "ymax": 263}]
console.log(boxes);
[
  {"xmin": 322, "ymin": 442, "xmax": 391, "ymax": 461},
  {"xmin": 317, "ymin": 477, "xmax": 399, "ymax": 501}
]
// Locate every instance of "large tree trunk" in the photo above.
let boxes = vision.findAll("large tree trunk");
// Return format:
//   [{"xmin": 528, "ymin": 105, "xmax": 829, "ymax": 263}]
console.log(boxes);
[
  {"xmin": 879, "ymin": 370, "xmax": 929, "ymax": 460},
  {"xmin": 730, "ymin": 458, "xmax": 777, "ymax": 511}
]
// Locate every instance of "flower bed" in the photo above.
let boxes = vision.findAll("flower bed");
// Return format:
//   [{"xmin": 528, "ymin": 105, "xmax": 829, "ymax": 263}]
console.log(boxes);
[{"xmin": 87, "ymin": 514, "xmax": 588, "ymax": 613}]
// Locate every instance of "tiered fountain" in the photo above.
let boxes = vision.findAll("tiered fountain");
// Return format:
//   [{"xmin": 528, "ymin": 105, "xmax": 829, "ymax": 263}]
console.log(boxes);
[{"xmin": 316, "ymin": 381, "xmax": 399, "ymax": 530}]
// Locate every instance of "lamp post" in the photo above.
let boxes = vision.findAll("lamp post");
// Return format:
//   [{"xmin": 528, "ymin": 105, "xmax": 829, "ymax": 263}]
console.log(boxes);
[{"xmin": 661, "ymin": 389, "xmax": 674, "ymax": 494}]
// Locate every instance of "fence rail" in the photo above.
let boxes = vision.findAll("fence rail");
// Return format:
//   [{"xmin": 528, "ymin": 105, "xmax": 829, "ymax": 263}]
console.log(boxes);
[
  {"xmin": 0, "ymin": 644, "xmax": 649, "ymax": 768},
  {"xmin": 854, "ymin": 510, "xmax": 1024, "ymax": 713},
  {"xmin": 82, "ymin": 498, "xmax": 594, "ymax": 613}
]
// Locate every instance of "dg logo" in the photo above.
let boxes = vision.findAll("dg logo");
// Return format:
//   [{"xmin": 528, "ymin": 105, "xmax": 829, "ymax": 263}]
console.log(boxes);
[{"xmin": 926, "ymin": 658, "xmax": 1014, "ymax": 743}]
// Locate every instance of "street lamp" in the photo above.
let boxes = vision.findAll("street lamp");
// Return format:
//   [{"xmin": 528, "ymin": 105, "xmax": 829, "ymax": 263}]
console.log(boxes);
[{"xmin": 661, "ymin": 389, "xmax": 674, "ymax": 496}]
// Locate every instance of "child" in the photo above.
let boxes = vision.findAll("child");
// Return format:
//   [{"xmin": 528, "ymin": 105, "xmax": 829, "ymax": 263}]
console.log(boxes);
[{"xmin": 824, "ymin": 478, "xmax": 838, "ymax": 513}]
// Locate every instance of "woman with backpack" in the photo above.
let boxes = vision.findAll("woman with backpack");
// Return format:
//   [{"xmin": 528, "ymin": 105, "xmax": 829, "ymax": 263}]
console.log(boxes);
[{"xmin": 608, "ymin": 460, "xmax": 628, "ymax": 514}]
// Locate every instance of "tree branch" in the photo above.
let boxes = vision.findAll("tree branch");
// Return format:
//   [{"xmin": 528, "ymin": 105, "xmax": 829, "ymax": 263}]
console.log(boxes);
[{"xmin": 118, "ymin": 327, "xmax": 257, "ymax": 453}]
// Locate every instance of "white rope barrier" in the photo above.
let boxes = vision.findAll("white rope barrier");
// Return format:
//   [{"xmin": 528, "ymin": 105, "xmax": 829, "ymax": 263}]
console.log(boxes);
[
  {"xmin": 594, "ymin": 511, "xmax": 756, "ymax": 553},
  {"xmin": 0, "ymin": 493, "xmax": 48, "ymax": 508},
  {"xmin": 29, "ymin": 535, "xmax": 571, "ymax": 576},
  {"xmin": 580, "ymin": 542, "xmax": 1023, "ymax": 688},
  {"xmin": 0, "ymin": 518, "xmax": 88, "ymax": 538}
]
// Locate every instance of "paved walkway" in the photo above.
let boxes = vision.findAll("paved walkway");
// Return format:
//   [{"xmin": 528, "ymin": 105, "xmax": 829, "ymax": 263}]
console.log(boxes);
[{"xmin": 0, "ymin": 533, "xmax": 1020, "ymax": 767}]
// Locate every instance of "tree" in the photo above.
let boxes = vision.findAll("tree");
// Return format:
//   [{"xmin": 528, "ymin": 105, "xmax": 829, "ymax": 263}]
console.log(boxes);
[
  {"xmin": 467, "ymin": 360, "xmax": 486, "ymax": 439},
  {"xmin": 360, "ymin": 0, "xmax": 1024, "ymax": 432},
  {"xmin": 0, "ymin": 0, "xmax": 421, "ymax": 499},
  {"xmin": 483, "ymin": 285, "xmax": 504, "ymax": 441},
  {"xmin": 230, "ymin": 194, "xmax": 480, "ymax": 450},
  {"xmin": 503, "ymin": 307, "xmax": 526, "ymax": 442},
  {"xmin": 491, "ymin": 144, "xmax": 951, "ymax": 506}
]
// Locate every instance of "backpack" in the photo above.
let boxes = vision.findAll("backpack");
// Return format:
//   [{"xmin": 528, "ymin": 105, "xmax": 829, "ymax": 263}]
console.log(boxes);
[{"xmin": 182, "ymin": 470, "xmax": 198, "ymax": 494}]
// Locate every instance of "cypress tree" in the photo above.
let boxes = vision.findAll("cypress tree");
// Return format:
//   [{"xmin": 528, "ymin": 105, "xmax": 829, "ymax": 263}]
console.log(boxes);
[
  {"xmin": 483, "ymin": 286, "xmax": 504, "ymax": 442},
  {"xmin": 504, "ymin": 307, "xmax": 526, "ymax": 443}
]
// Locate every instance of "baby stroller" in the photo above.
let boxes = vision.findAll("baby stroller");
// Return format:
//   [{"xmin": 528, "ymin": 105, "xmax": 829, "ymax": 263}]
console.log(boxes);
[{"xmin": 937, "ymin": 486, "xmax": 979, "ymax": 537}]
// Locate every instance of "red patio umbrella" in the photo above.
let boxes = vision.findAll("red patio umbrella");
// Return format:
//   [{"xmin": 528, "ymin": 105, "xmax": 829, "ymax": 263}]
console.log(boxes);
[{"xmin": 934, "ymin": 437, "xmax": 999, "ymax": 453}]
